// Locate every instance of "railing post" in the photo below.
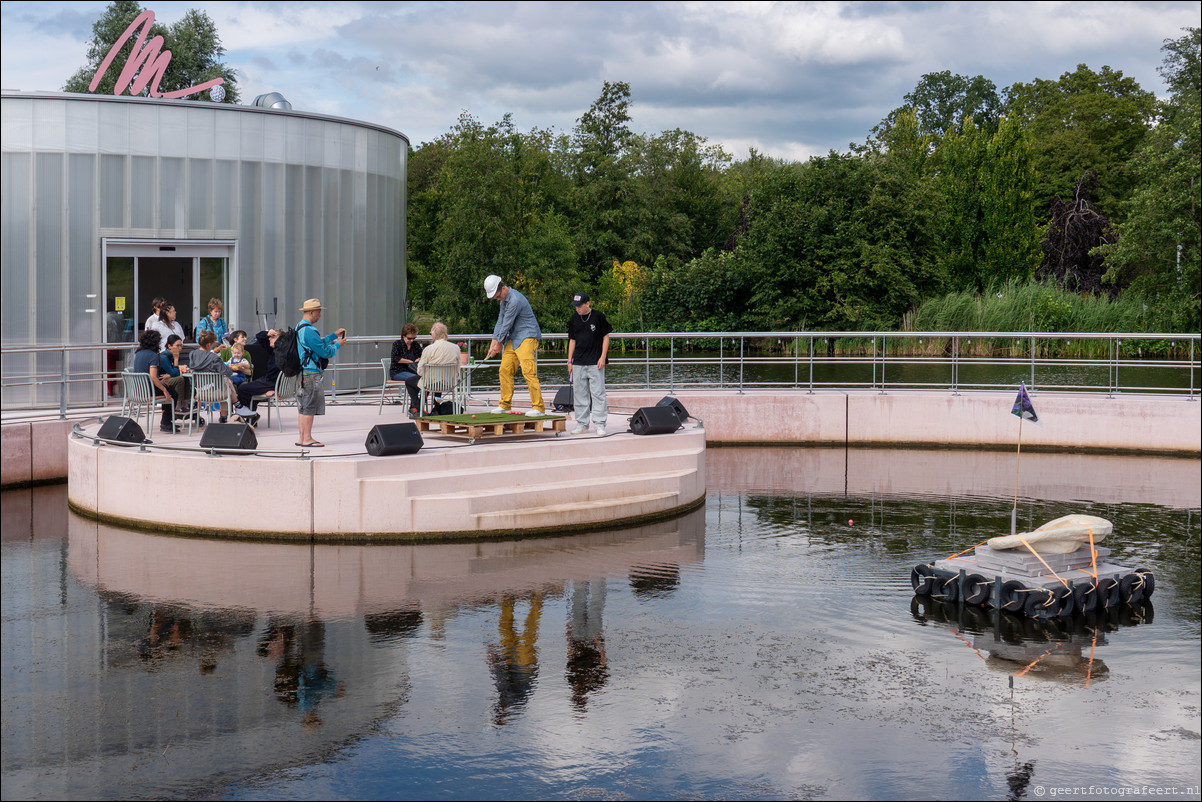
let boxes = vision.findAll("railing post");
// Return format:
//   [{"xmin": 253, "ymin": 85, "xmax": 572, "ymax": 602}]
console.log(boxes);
[
  {"xmin": 738, "ymin": 336, "xmax": 744, "ymax": 395},
  {"xmin": 669, "ymin": 335, "xmax": 675, "ymax": 391},
  {"xmin": 808, "ymin": 336, "xmax": 814, "ymax": 394},
  {"xmin": 59, "ymin": 347, "xmax": 68, "ymax": 419},
  {"xmin": 952, "ymin": 335, "xmax": 959, "ymax": 395},
  {"xmin": 719, "ymin": 337, "xmax": 724, "ymax": 389},
  {"xmin": 1030, "ymin": 335, "xmax": 1036, "ymax": 390},
  {"xmin": 645, "ymin": 338, "xmax": 650, "ymax": 389},
  {"xmin": 879, "ymin": 336, "xmax": 886, "ymax": 394}
]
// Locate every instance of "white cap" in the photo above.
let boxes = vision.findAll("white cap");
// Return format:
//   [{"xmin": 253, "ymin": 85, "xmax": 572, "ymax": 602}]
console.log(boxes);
[{"xmin": 484, "ymin": 274, "xmax": 502, "ymax": 299}]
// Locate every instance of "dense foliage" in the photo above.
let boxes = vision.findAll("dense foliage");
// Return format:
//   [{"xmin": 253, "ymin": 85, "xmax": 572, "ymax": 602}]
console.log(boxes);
[{"xmin": 409, "ymin": 28, "xmax": 1198, "ymax": 336}]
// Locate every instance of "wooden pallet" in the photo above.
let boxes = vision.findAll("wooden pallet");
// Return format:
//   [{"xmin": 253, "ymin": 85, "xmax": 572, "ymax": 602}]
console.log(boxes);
[{"xmin": 415, "ymin": 415, "xmax": 567, "ymax": 441}]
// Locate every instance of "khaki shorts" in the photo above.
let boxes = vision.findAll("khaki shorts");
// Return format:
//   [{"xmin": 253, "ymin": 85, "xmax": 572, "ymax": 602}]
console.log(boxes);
[{"xmin": 297, "ymin": 372, "xmax": 326, "ymax": 415}]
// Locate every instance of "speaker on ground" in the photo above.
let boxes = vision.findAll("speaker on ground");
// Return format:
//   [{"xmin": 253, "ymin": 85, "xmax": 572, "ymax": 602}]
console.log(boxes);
[
  {"xmin": 199, "ymin": 423, "xmax": 258, "ymax": 450},
  {"xmin": 98, "ymin": 415, "xmax": 146, "ymax": 443},
  {"xmin": 552, "ymin": 386, "xmax": 574, "ymax": 412},
  {"xmin": 656, "ymin": 396, "xmax": 689, "ymax": 423},
  {"xmin": 366, "ymin": 422, "xmax": 423, "ymax": 456},
  {"xmin": 630, "ymin": 406, "xmax": 682, "ymax": 436}
]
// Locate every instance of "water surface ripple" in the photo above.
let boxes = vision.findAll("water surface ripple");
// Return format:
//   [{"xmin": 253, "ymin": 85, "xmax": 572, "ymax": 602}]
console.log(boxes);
[{"xmin": 2, "ymin": 448, "xmax": 1199, "ymax": 801}]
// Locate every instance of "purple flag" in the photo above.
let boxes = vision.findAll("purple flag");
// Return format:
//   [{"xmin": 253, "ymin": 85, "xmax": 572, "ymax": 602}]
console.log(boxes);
[{"xmin": 1011, "ymin": 381, "xmax": 1039, "ymax": 424}]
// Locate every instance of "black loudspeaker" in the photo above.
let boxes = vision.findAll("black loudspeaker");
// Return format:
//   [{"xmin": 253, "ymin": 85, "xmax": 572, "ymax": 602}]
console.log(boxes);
[
  {"xmin": 630, "ymin": 406, "xmax": 683, "ymax": 436},
  {"xmin": 366, "ymin": 422, "xmax": 423, "ymax": 456},
  {"xmin": 98, "ymin": 415, "xmax": 146, "ymax": 443},
  {"xmin": 552, "ymin": 386, "xmax": 574, "ymax": 412},
  {"xmin": 656, "ymin": 396, "xmax": 689, "ymax": 423},
  {"xmin": 199, "ymin": 423, "xmax": 258, "ymax": 450}
]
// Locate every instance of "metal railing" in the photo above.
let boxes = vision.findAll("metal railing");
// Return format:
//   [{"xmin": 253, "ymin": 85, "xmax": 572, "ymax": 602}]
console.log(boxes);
[{"xmin": 4, "ymin": 331, "xmax": 1198, "ymax": 419}]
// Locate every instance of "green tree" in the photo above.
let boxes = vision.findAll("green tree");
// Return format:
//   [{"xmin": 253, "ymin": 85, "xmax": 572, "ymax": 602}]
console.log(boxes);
[
  {"xmin": 875, "ymin": 70, "xmax": 1002, "ymax": 139},
  {"xmin": 936, "ymin": 116, "xmax": 1040, "ymax": 292},
  {"xmin": 1005, "ymin": 64, "xmax": 1155, "ymax": 219},
  {"xmin": 570, "ymin": 81, "xmax": 636, "ymax": 280},
  {"xmin": 1099, "ymin": 27, "xmax": 1201, "ymax": 329},
  {"xmin": 63, "ymin": 0, "xmax": 239, "ymax": 102}
]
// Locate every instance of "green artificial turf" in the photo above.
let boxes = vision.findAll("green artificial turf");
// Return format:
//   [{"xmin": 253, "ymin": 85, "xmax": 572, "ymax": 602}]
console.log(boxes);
[{"xmin": 424, "ymin": 412, "xmax": 563, "ymax": 424}]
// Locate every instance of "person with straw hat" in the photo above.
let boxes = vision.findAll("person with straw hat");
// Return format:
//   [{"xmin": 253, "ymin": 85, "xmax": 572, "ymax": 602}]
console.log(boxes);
[{"xmin": 294, "ymin": 298, "xmax": 346, "ymax": 448}]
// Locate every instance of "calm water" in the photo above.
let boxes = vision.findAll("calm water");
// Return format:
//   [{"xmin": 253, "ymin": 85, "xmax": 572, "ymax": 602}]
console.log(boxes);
[{"xmin": 2, "ymin": 449, "xmax": 1200, "ymax": 801}]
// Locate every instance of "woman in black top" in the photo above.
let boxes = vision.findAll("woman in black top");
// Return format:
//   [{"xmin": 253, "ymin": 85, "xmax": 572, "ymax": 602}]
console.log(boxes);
[{"xmin": 390, "ymin": 323, "xmax": 423, "ymax": 413}]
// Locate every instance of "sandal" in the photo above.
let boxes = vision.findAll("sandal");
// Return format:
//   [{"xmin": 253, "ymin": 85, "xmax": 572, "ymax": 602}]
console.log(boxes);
[{"xmin": 295, "ymin": 441, "xmax": 325, "ymax": 447}]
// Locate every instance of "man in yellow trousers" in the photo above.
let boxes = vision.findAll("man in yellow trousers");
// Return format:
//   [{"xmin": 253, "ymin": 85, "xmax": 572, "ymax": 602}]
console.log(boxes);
[{"xmin": 484, "ymin": 275, "xmax": 545, "ymax": 415}]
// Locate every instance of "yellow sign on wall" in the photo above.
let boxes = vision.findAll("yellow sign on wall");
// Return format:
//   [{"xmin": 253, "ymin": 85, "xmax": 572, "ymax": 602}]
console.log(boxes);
[{"xmin": 115, "ymin": 297, "xmax": 126, "ymax": 311}]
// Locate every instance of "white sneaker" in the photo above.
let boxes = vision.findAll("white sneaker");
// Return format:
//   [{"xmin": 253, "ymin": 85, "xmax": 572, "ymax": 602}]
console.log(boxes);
[
  {"xmin": 525, "ymin": 409, "xmax": 543, "ymax": 417},
  {"xmin": 595, "ymin": 427, "xmax": 607, "ymax": 436},
  {"xmin": 571, "ymin": 425, "xmax": 588, "ymax": 434},
  {"xmin": 233, "ymin": 403, "xmax": 254, "ymax": 417},
  {"xmin": 491, "ymin": 406, "xmax": 507, "ymax": 414}
]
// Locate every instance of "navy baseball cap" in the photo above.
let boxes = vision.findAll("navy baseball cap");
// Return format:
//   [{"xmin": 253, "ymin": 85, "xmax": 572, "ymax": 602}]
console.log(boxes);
[{"xmin": 572, "ymin": 292, "xmax": 590, "ymax": 307}]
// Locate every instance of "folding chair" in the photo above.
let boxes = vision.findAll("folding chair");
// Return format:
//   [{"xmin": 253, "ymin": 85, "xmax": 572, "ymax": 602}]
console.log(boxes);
[
  {"xmin": 121, "ymin": 370, "xmax": 176, "ymax": 434},
  {"xmin": 186, "ymin": 372, "xmax": 234, "ymax": 435},
  {"xmin": 253, "ymin": 372, "xmax": 300, "ymax": 432},
  {"xmin": 378, "ymin": 357, "xmax": 403, "ymax": 414},
  {"xmin": 418, "ymin": 363, "xmax": 463, "ymax": 415}
]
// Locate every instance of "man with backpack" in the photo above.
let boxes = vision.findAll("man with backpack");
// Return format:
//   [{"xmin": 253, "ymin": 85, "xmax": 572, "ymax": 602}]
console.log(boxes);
[{"xmin": 292, "ymin": 298, "xmax": 346, "ymax": 448}]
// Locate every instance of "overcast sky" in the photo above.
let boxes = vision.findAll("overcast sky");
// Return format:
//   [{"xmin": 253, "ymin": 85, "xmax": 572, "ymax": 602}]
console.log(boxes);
[{"xmin": 2, "ymin": 1, "xmax": 1199, "ymax": 160}]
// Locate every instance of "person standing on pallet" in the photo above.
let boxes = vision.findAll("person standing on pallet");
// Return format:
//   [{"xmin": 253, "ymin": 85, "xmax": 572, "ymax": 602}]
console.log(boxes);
[
  {"xmin": 295, "ymin": 298, "xmax": 346, "ymax": 448},
  {"xmin": 484, "ymin": 275, "xmax": 544, "ymax": 416},
  {"xmin": 566, "ymin": 291, "xmax": 612, "ymax": 436}
]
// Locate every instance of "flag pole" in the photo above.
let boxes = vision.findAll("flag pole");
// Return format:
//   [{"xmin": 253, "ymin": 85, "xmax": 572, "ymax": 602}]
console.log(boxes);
[{"xmin": 1012, "ymin": 415, "xmax": 1022, "ymax": 535}]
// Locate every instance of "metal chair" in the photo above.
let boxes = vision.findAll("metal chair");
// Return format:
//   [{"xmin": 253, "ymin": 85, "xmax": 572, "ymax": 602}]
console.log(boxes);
[
  {"xmin": 378, "ymin": 357, "xmax": 403, "ymax": 414},
  {"xmin": 253, "ymin": 372, "xmax": 300, "ymax": 432},
  {"xmin": 418, "ymin": 363, "xmax": 463, "ymax": 415},
  {"xmin": 186, "ymin": 372, "xmax": 233, "ymax": 435},
  {"xmin": 121, "ymin": 369, "xmax": 176, "ymax": 434}
]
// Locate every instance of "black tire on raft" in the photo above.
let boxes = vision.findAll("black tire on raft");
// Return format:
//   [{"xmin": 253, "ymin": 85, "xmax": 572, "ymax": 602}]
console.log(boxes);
[
  {"xmin": 910, "ymin": 564, "xmax": 935, "ymax": 595},
  {"xmin": 1072, "ymin": 580, "xmax": 1099, "ymax": 614},
  {"xmin": 998, "ymin": 580, "xmax": 1027, "ymax": 613},
  {"xmin": 932, "ymin": 574, "xmax": 960, "ymax": 603},
  {"xmin": 963, "ymin": 574, "xmax": 991, "ymax": 606},
  {"xmin": 1053, "ymin": 585, "xmax": 1074, "ymax": 618},
  {"xmin": 1119, "ymin": 573, "xmax": 1146, "ymax": 605},
  {"xmin": 1023, "ymin": 587, "xmax": 1059, "ymax": 618},
  {"xmin": 1133, "ymin": 567, "xmax": 1155, "ymax": 600},
  {"xmin": 1098, "ymin": 576, "xmax": 1121, "ymax": 609}
]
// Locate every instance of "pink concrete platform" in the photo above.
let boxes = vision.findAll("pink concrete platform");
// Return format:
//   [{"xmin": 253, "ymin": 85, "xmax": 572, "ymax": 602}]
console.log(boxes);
[{"xmin": 66, "ymin": 394, "xmax": 707, "ymax": 541}]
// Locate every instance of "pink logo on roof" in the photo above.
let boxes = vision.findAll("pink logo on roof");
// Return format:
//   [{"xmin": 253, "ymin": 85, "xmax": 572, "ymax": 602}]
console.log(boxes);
[{"xmin": 88, "ymin": 10, "xmax": 224, "ymax": 100}]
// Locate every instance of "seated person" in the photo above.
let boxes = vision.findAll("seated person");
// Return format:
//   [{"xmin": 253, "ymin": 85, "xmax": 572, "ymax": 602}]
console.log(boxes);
[
  {"xmin": 188, "ymin": 330, "xmax": 239, "ymax": 424},
  {"xmin": 131, "ymin": 330, "xmax": 178, "ymax": 433},
  {"xmin": 157, "ymin": 334, "xmax": 194, "ymax": 412},
  {"xmin": 219, "ymin": 330, "xmax": 255, "ymax": 383},
  {"xmin": 225, "ymin": 340, "xmax": 252, "ymax": 386},
  {"xmin": 417, "ymin": 322, "xmax": 463, "ymax": 412},
  {"xmin": 390, "ymin": 323, "xmax": 423, "ymax": 415},
  {"xmin": 233, "ymin": 330, "xmax": 278, "ymax": 422}
]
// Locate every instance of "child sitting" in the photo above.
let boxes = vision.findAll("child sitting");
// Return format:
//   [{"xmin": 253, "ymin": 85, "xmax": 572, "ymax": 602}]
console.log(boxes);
[{"xmin": 226, "ymin": 341, "xmax": 251, "ymax": 386}]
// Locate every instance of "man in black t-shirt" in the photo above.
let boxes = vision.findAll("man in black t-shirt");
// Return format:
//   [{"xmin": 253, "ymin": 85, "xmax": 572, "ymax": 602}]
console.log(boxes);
[{"xmin": 566, "ymin": 292, "xmax": 613, "ymax": 436}]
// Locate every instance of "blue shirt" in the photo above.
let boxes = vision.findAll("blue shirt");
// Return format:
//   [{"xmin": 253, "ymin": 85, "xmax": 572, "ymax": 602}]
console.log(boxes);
[
  {"xmin": 132, "ymin": 349, "xmax": 159, "ymax": 375},
  {"xmin": 196, "ymin": 315, "xmax": 229, "ymax": 343},
  {"xmin": 491, "ymin": 287, "xmax": 541, "ymax": 345},
  {"xmin": 296, "ymin": 319, "xmax": 341, "ymax": 373},
  {"xmin": 158, "ymin": 352, "xmax": 181, "ymax": 378}
]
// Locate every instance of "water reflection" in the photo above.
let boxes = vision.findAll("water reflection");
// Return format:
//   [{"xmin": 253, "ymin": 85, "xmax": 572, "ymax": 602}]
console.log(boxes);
[{"xmin": 3, "ymin": 447, "xmax": 1199, "ymax": 801}]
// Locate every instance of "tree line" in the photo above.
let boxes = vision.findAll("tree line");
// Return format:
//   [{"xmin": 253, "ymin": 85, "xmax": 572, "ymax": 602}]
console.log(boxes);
[{"xmin": 409, "ymin": 28, "xmax": 1199, "ymax": 336}]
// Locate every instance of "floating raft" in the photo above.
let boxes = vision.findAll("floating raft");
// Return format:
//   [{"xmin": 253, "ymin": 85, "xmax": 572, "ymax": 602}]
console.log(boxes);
[
  {"xmin": 415, "ymin": 412, "xmax": 567, "ymax": 442},
  {"xmin": 911, "ymin": 544, "xmax": 1155, "ymax": 619}
]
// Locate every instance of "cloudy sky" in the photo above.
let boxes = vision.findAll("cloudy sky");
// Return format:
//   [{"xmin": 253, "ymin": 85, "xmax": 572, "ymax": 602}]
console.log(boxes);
[{"xmin": 2, "ymin": 1, "xmax": 1198, "ymax": 160}]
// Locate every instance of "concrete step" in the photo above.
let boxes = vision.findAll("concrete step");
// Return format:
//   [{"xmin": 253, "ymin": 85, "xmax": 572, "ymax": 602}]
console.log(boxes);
[
  {"xmin": 408, "ymin": 469, "xmax": 693, "ymax": 529},
  {"xmin": 358, "ymin": 443, "xmax": 702, "ymax": 497},
  {"xmin": 472, "ymin": 491, "xmax": 681, "ymax": 531}
]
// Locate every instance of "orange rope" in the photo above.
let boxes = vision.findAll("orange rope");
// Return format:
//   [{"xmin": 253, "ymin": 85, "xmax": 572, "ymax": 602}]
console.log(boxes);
[
  {"xmin": 1086, "ymin": 524, "xmax": 1099, "ymax": 581},
  {"xmin": 1013, "ymin": 641, "xmax": 1065, "ymax": 679},
  {"xmin": 948, "ymin": 540, "xmax": 990, "ymax": 560},
  {"xmin": 1016, "ymin": 535, "xmax": 1070, "ymax": 589}
]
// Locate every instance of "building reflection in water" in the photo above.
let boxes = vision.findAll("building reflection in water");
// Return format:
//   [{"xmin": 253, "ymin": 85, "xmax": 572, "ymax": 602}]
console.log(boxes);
[{"xmin": 0, "ymin": 485, "xmax": 705, "ymax": 798}]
